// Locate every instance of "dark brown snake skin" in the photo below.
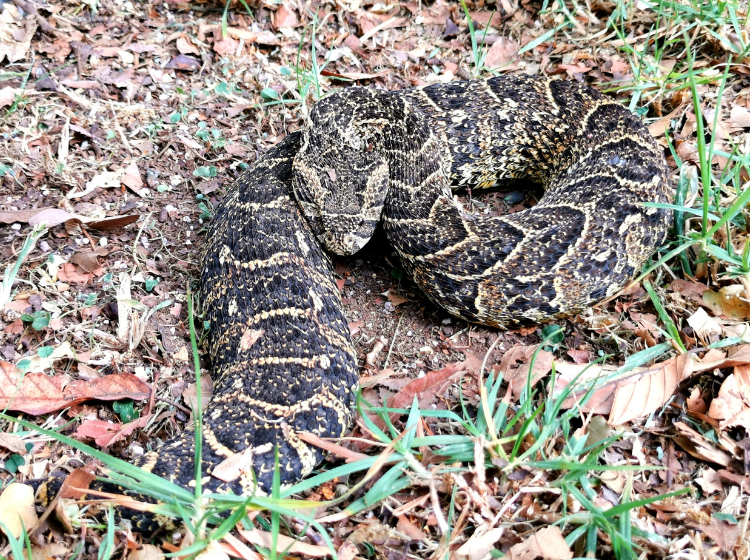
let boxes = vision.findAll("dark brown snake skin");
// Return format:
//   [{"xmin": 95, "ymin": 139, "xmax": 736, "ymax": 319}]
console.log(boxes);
[
  {"xmin": 30, "ymin": 76, "xmax": 670, "ymax": 530},
  {"xmin": 294, "ymin": 75, "xmax": 672, "ymax": 327}
]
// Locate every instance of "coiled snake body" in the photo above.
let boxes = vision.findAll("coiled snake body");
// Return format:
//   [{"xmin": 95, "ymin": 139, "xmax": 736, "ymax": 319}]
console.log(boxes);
[{"xmin": 34, "ymin": 76, "xmax": 670, "ymax": 527}]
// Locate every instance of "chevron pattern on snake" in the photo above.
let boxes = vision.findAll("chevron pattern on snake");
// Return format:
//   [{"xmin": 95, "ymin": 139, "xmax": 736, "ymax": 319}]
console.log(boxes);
[
  {"xmin": 34, "ymin": 134, "xmax": 359, "ymax": 531},
  {"xmin": 293, "ymin": 75, "xmax": 672, "ymax": 328}
]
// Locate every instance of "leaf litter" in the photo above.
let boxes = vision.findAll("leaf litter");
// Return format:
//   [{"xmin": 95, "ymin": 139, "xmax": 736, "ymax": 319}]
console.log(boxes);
[{"xmin": 0, "ymin": 0, "xmax": 748, "ymax": 557}]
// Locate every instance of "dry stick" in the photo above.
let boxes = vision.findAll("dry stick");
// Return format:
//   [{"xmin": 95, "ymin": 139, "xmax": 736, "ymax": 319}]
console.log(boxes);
[
  {"xmin": 382, "ymin": 313, "xmax": 404, "ymax": 369},
  {"xmin": 11, "ymin": 0, "xmax": 61, "ymax": 35}
]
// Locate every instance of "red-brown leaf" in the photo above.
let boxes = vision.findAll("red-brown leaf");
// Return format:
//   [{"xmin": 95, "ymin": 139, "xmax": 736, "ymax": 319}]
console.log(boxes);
[{"xmin": 0, "ymin": 362, "xmax": 151, "ymax": 415}]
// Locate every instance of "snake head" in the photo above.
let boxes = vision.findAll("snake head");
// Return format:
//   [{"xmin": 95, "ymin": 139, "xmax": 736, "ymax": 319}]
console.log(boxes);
[{"xmin": 293, "ymin": 88, "xmax": 394, "ymax": 255}]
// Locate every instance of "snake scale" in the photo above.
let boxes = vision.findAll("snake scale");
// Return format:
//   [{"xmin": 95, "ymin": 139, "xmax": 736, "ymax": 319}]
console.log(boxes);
[{"xmin": 31, "ymin": 76, "xmax": 670, "ymax": 529}]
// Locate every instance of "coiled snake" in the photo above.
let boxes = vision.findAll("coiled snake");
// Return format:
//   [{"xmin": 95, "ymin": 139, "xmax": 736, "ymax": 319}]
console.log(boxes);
[{"xmin": 32, "ymin": 76, "xmax": 670, "ymax": 528}]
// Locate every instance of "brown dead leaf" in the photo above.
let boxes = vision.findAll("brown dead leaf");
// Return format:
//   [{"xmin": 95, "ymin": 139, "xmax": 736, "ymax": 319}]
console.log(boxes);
[
  {"xmin": 127, "ymin": 544, "xmax": 166, "ymax": 560},
  {"xmin": 212, "ymin": 447, "xmax": 255, "ymax": 483},
  {"xmin": 456, "ymin": 527, "xmax": 505, "ymax": 560},
  {"xmin": 57, "ymin": 467, "xmax": 97, "ymax": 499},
  {"xmin": 0, "ymin": 432, "xmax": 27, "ymax": 454},
  {"xmin": 670, "ymin": 278, "xmax": 710, "ymax": 300},
  {"xmin": 389, "ymin": 361, "xmax": 465, "ymax": 410},
  {"xmin": 274, "ymin": 4, "xmax": 299, "ymax": 28},
  {"xmin": 176, "ymin": 35, "xmax": 200, "ymax": 55},
  {"xmin": 366, "ymin": 361, "xmax": 465, "ymax": 434},
  {"xmin": 396, "ymin": 516, "xmax": 426, "ymax": 541},
  {"xmin": 566, "ymin": 349, "xmax": 590, "ymax": 364},
  {"xmin": 0, "ymin": 483, "xmax": 37, "ymax": 539},
  {"xmin": 387, "ymin": 291, "xmax": 408, "ymax": 306},
  {"xmin": 75, "ymin": 414, "xmax": 153, "ymax": 447},
  {"xmin": 485, "ymin": 37, "xmax": 519, "ymax": 69},
  {"xmin": 239, "ymin": 528, "xmax": 331, "ymax": 557},
  {"xmin": 499, "ymin": 345, "xmax": 554, "ymax": 401},
  {"xmin": 708, "ymin": 371, "xmax": 746, "ymax": 423},
  {"xmin": 0, "ymin": 86, "xmax": 18, "ymax": 108},
  {"xmin": 507, "ymin": 526, "xmax": 573, "ymax": 560},
  {"xmin": 182, "ymin": 374, "xmax": 214, "ymax": 412},
  {"xmin": 608, "ymin": 354, "xmax": 693, "ymax": 425},
  {"xmin": 0, "ymin": 362, "xmax": 150, "ymax": 414},
  {"xmin": 319, "ymin": 69, "xmax": 391, "ymax": 80},
  {"xmin": 86, "ymin": 214, "xmax": 140, "ymax": 230},
  {"xmin": 674, "ymin": 421, "xmax": 733, "ymax": 466},
  {"xmin": 693, "ymin": 344, "xmax": 750, "ymax": 373},
  {"xmin": 122, "ymin": 163, "xmax": 143, "ymax": 191},
  {"xmin": 695, "ymin": 467, "xmax": 724, "ymax": 494},
  {"xmin": 730, "ymin": 105, "xmax": 750, "ymax": 128},
  {"xmin": 703, "ymin": 287, "xmax": 750, "ymax": 319},
  {"xmin": 688, "ymin": 517, "xmax": 741, "ymax": 552},
  {"xmin": 213, "ymin": 36, "xmax": 240, "ymax": 55},
  {"xmin": 57, "ymin": 262, "xmax": 94, "ymax": 284},
  {"xmin": 70, "ymin": 252, "xmax": 101, "ymax": 273},
  {"xmin": 28, "ymin": 208, "xmax": 76, "ymax": 228}
]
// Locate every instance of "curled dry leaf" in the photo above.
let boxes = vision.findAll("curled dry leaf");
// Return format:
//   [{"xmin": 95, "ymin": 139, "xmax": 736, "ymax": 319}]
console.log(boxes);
[
  {"xmin": 0, "ymin": 361, "xmax": 150, "ymax": 414},
  {"xmin": 703, "ymin": 286, "xmax": 750, "ymax": 320},
  {"xmin": 57, "ymin": 467, "xmax": 97, "ymax": 499},
  {"xmin": 0, "ymin": 483, "xmax": 38, "ymax": 539},
  {"xmin": 673, "ymin": 421, "xmax": 733, "ymax": 466}
]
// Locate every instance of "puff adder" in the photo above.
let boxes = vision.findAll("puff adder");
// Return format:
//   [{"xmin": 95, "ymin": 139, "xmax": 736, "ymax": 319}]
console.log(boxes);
[
  {"xmin": 294, "ymin": 75, "xmax": 672, "ymax": 327},
  {"xmin": 31, "ymin": 76, "xmax": 670, "ymax": 531}
]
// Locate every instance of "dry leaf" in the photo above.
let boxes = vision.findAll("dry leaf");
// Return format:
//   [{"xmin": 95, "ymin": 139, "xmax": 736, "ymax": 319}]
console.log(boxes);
[
  {"xmin": 687, "ymin": 307, "xmax": 722, "ymax": 339},
  {"xmin": 56, "ymin": 467, "xmax": 97, "ymax": 500},
  {"xmin": 507, "ymin": 526, "xmax": 573, "ymax": 560},
  {"xmin": 239, "ymin": 528, "xmax": 332, "ymax": 557},
  {"xmin": 127, "ymin": 544, "xmax": 166, "ymax": 560},
  {"xmin": 70, "ymin": 252, "xmax": 101, "ymax": 273},
  {"xmin": 688, "ymin": 517, "xmax": 741, "ymax": 552},
  {"xmin": 182, "ymin": 375, "xmax": 214, "ymax": 412},
  {"xmin": 730, "ymin": 105, "xmax": 750, "ymax": 128},
  {"xmin": 213, "ymin": 36, "xmax": 239, "ymax": 55},
  {"xmin": 703, "ymin": 287, "xmax": 750, "ymax": 320},
  {"xmin": 211, "ymin": 447, "xmax": 255, "ymax": 483},
  {"xmin": 32, "ymin": 543, "xmax": 72, "ymax": 560},
  {"xmin": 76, "ymin": 414, "xmax": 153, "ymax": 447},
  {"xmin": 122, "ymin": 162, "xmax": 143, "ymax": 191},
  {"xmin": 0, "ymin": 86, "xmax": 18, "ymax": 108},
  {"xmin": 0, "ymin": 432, "xmax": 27, "ymax": 454},
  {"xmin": 456, "ymin": 527, "xmax": 505, "ymax": 560},
  {"xmin": 673, "ymin": 421, "xmax": 733, "ymax": 466},
  {"xmin": 396, "ymin": 515, "xmax": 427, "ymax": 541},
  {"xmin": 608, "ymin": 354, "xmax": 692, "ymax": 425},
  {"xmin": 274, "ymin": 4, "xmax": 299, "ymax": 28},
  {"xmin": 499, "ymin": 345, "xmax": 554, "ymax": 401},
  {"xmin": 0, "ymin": 483, "xmax": 38, "ymax": 538},
  {"xmin": 0, "ymin": 361, "xmax": 150, "ymax": 414},
  {"xmin": 176, "ymin": 36, "xmax": 199, "ymax": 55},
  {"xmin": 386, "ymin": 291, "xmax": 407, "ymax": 306},
  {"xmin": 485, "ymin": 37, "xmax": 519, "ymax": 69},
  {"xmin": 58, "ymin": 262, "xmax": 94, "ymax": 284}
]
